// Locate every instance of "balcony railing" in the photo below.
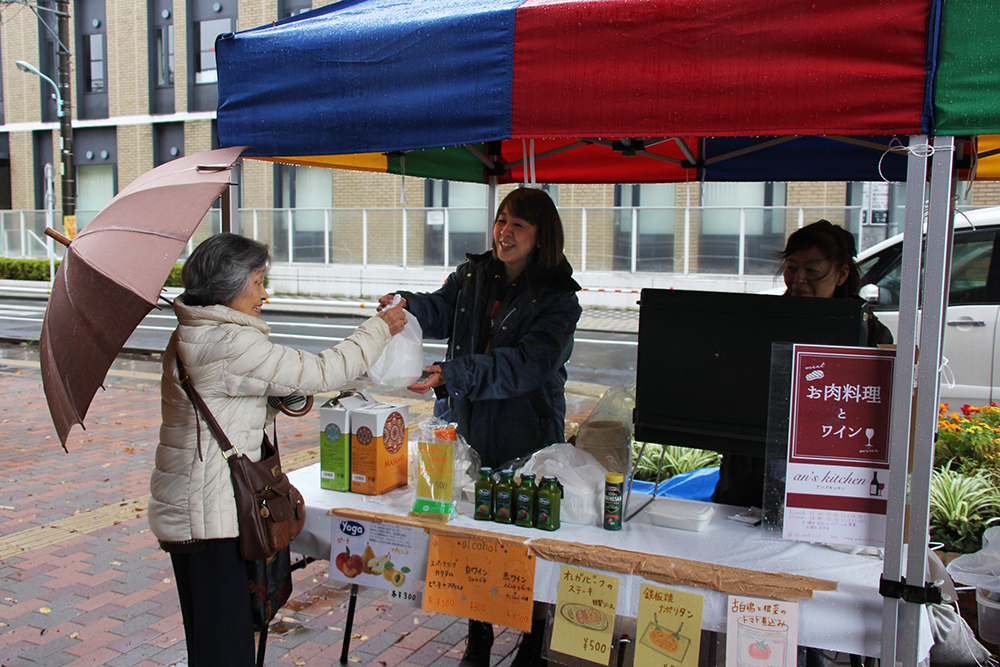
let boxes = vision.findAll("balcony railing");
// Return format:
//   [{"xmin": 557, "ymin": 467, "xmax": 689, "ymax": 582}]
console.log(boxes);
[{"xmin": 0, "ymin": 204, "xmax": 968, "ymax": 276}]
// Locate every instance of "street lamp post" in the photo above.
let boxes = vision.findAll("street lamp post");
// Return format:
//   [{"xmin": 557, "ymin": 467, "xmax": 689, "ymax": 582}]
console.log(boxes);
[{"xmin": 16, "ymin": 54, "xmax": 75, "ymax": 238}]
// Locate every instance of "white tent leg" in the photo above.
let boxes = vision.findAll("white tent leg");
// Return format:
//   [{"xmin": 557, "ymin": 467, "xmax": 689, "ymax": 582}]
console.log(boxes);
[
  {"xmin": 901, "ymin": 135, "xmax": 957, "ymax": 666},
  {"xmin": 880, "ymin": 134, "xmax": 929, "ymax": 666},
  {"xmin": 487, "ymin": 175, "xmax": 498, "ymax": 249}
]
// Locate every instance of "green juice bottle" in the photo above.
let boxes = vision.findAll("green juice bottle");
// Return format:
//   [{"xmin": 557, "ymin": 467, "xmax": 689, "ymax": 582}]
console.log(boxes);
[
  {"xmin": 473, "ymin": 467, "xmax": 494, "ymax": 520},
  {"xmin": 515, "ymin": 473, "xmax": 538, "ymax": 528},
  {"xmin": 493, "ymin": 469, "xmax": 515, "ymax": 524},
  {"xmin": 536, "ymin": 475, "xmax": 562, "ymax": 531}
]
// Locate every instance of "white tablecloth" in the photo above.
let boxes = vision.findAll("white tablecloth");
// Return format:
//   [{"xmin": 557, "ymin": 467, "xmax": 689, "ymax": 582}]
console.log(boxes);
[{"xmin": 288, "ymin": 463, "xmax": 931, "ymax": 658}]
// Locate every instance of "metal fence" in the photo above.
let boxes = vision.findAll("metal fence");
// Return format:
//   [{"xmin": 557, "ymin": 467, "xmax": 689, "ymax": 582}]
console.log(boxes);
[{"xmin": 0, "ymin": 204, "xmax": 910, "ymax": 276}]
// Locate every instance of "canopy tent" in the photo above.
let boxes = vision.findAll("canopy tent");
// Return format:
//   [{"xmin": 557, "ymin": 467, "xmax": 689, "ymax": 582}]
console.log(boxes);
[
  {"xmin": 216, "ymin": 0, "xmax": 999, "ymax": 183},
  {"xmin": 215, "ymin": 0, "xmax": 1000, "ymax": 664}
]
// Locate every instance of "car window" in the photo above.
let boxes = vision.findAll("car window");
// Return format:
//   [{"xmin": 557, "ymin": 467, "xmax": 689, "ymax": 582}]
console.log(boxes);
[{"xmin": 860, "ymin": 230, "xmax": 998, "ymax": 310}]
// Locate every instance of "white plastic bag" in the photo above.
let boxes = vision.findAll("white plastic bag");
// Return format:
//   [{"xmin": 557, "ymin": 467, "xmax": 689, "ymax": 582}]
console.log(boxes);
[
  {"xmin": 367, "ymin": 295, "xmax": 423, "ymax": 389},
  {"xmin": 519, "ymin": 443, "xmax": 609, "ymax": 525}
]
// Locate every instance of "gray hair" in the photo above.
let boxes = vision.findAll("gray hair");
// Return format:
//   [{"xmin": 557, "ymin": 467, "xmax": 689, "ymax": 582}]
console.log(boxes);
[{"xmin": 181, "ymin": 233, "xmax": 270, "ymax": 307}]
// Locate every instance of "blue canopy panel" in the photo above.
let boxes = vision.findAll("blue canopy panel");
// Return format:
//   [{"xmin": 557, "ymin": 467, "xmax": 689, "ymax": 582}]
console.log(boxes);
[
  {"xmin": 216, "ymin": 0, "xmax": 524, "ymax": 157},
  {"xmin": 702, "ymin": 136, "xmax": 912, "ymax": 182}
]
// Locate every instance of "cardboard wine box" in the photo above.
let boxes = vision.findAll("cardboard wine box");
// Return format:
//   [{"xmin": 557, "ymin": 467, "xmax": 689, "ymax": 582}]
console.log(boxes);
[{"xmin": 350, "ymin": 402, "xmax": 409, "ymax": 495}]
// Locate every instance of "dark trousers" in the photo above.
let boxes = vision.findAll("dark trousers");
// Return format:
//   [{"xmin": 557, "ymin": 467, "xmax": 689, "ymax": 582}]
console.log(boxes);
[{"xmin": 170, "ymin": 538, "xmax": 255, "ymax": 667}]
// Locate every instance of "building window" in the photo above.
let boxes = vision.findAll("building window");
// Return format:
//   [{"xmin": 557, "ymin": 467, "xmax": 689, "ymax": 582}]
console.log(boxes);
[
  {"xmin": 84, "ymin": 33, "xmax": 106, "ymax": 93},
  {"xmin": 155, "ymin": 25, "xmax": 174, "ymax": 87},
  {"xmin": 195, "ymin": 18, "xmax": 233, "ymax": 84}
]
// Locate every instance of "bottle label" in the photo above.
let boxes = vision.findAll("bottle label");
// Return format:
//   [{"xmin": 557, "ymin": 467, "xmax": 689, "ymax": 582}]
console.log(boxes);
[
  {"xmin": 517, "ymin": 493, "xmax": 530, "ymax": 503},
  {"xmin": 497, "ymin": 490, "xmax": 511, "ymax": 502},
  {"xmin": 477, "ymin": 488, "xmax": 491, "ymax": 501},
  {"xmin": 538, "ymin": 497, "xmax": 551, "ymax": 508}
]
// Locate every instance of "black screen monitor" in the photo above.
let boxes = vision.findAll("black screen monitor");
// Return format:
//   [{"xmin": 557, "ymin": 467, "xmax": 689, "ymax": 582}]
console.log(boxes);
[{"xmin": 633, "ymin": 289, "xmax": 867, "ymax": 458}]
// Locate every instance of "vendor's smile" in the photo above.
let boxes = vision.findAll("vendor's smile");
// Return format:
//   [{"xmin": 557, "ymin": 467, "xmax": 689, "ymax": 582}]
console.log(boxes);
[{"xmin": 493, "ymin": 207, "xmax": 537, "ymax": 279}]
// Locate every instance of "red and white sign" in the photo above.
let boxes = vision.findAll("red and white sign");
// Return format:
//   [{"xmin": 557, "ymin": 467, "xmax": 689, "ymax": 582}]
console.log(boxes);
[{"xmin": 783, "ymin": 345, "xmax": 895, "ymax": 547}]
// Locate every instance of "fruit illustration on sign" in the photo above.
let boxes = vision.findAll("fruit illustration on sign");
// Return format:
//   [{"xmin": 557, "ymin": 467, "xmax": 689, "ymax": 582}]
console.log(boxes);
[
  {"xmin": 391, "ymin": 570, "xmax": 406, "ymax": 587},
  {"xmin": 361, "ymin": 544, "xmax": 376, "ymax": 574},
  {"xmin": 748, "ymin": 640, "xmax": 772, "ymax": 661},
  {"xmin": 368, "ymin": 554, "xmax": 391, "ymax": 575},
  {"xmin": 343, "ymin": 554, "xmax": 365, "ymax": 578},
  {"xmin": 334, "ymin": 549, "xmax": 350, "ymax": 574}
]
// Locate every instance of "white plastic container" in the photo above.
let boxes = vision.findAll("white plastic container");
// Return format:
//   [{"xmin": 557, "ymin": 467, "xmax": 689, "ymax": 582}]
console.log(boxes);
[
  {"xmin": 976, "ymin": 588, "xmax": 1000, "ymax": 644},
  {"xmin": 645, "ymin": 497, "xmax": 716, "ymax": 532}
]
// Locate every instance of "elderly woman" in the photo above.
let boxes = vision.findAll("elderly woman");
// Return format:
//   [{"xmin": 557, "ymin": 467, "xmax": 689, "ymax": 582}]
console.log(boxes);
[{"xmin": 149, "ymin": 233, "xmax": 405, "ymax": 667}]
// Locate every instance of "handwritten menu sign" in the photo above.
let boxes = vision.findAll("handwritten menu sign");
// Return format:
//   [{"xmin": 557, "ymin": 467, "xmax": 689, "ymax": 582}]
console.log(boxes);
[
  {"xmin": 550, "ymin": 565, "xmax": 619, "ymax": 665},
  {"xmin": 329, "ymin": 518, "xmax": 424, "ymax": 606},
  {"xmin": 784, "ymin": 345, "xmax": 895, "ymax": 547},
  {"xmin": 422, "ymin": 533, "xmax": 535, "ymax": 631},
  {"xmin": 635, "ymin": 584, "xmax": 703, "ymax": 667},
  {"xmin": 726, "ymin": 596, "xmax": 799, "ymax": 667}
]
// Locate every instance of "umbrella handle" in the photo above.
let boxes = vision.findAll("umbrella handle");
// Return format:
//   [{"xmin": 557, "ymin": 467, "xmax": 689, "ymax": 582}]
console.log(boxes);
[
  {"xmin": 278, "ymin": 395, "xmax": 314, "ymax": 417},
  {"xmin": 45, "ymin": 228, "xmax": 72, "ymax": 247}
]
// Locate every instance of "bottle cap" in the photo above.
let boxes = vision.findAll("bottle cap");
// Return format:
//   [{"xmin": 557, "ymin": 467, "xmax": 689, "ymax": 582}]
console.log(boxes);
[
  {"xmin": 479, "ymin": 466, "xmax": 493, "ymax": 474},
  {"xmin": 501, "ymin": 468, "xmax": 514, "ymax": 476},
  {"xmin": 521, "ymin": 472, "xmax": 536, "ymax": 480},
  {"xmin": 541, "ymin": 475, "xmax": 557, "ymax": 483},
  {"xmin": 606, "ymin": 472, "xmax": 624, "ymax": 484}
]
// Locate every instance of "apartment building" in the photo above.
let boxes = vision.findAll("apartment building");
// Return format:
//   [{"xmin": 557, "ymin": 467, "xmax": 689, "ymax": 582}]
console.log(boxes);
[{"xmin": 2, "ymin": 1, "xmax": 998, "ymax": 300}]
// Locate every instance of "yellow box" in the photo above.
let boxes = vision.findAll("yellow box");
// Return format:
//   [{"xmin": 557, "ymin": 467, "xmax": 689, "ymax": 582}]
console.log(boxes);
[
  {"xmin": 319, "ymin": 393, "xmax": 372, "ymax": 492},
  {"xmin": 350, "ymin": 403, "xmax": 409, "ymax": 495}
]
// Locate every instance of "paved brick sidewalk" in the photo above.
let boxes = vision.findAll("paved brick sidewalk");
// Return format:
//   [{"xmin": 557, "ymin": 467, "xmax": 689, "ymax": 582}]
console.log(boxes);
[{"xmin": 0, "ymin": 352, "xmax": 532, "ymax": 666}]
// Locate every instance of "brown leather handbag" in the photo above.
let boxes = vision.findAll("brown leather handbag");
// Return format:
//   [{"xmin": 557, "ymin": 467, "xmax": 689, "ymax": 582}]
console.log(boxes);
[{"xmin": 176, "ymin": 357, "xmax": 306, "ymax": 561}]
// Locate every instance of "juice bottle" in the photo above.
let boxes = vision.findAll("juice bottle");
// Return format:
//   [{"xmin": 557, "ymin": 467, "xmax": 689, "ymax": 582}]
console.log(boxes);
[
  {"xmin": 473, "ymin": 467, "xmax": 494, "ymax": 520},
  {"xmin": 493, "ymin": 469, "xmax": 515, "ymax": 524},
  {"xmin": 604, "ymin": 472, "xmax": 624, "ymax": 530},
  {"xmin": 515, "ymin": 473, "xmax": 538, "ymax": 527},
  {"xmin": 536, "ymin": 475, "xmax": 563, "ymax": 531}
]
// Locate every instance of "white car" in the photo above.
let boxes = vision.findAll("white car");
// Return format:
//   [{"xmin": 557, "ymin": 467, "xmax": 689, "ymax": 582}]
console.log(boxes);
[{"xmin": 858, "ymin": 206, "xmax": 1000, "ymax": 409}]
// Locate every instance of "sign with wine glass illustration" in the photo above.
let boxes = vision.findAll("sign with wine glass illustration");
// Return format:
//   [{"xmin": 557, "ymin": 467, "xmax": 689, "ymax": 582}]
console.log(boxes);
[{"xmin": 783, "ymin": 344, "xmax": 895, "ymax": 547}]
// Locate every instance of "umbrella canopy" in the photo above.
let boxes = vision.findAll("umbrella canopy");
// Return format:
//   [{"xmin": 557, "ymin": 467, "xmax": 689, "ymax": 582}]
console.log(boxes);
[
  {"xmin": 215, "ymin": 0, "xmax": 999, "ymax": 183},
  {"xmin": 41, "ymin": 146, "xmax": 246, "ymax": 448}
]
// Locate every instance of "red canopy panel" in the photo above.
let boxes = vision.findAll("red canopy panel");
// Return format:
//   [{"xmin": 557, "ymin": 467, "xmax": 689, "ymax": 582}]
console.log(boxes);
[
  {"xmin": 511, "ymin": 0, "xmax": 931, "ymax": 138},
  {"xmin": 495, "ymin": 138, "xmax": 700, "ymax": 184}
]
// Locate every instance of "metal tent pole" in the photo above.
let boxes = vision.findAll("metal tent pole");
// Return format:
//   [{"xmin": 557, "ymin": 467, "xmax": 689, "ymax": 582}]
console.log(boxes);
[
  {"xmin": 879, "ymin": 135, "xmax": 928, "ymax": 665},
  {"xmin": 900, "ymin": 135, "xmax": 957, "ymax": 666}
]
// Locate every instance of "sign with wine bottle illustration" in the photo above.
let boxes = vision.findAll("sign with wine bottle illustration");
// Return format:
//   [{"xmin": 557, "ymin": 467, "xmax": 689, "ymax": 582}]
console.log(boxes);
[{"xmin": 783, "ymin": 344, "xmax": 895, "ymax": 547}]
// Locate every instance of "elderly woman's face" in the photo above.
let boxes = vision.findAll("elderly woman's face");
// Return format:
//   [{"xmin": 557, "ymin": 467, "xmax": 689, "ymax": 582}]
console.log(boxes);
[
  {"xmin": 783, "ymin": 247, "xmax": 849, "ymax": 298},
  {"xmin": 225, "ymin": 268, "xmax": 268, "ymax": 317}
]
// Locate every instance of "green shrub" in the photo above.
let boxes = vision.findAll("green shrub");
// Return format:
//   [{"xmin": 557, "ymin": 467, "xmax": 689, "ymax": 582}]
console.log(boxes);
[
  {"xmin": 929, "ymin": 462, "xmax": 1000, "ymax": 553},
  {"xmin": 165, "ymin": 264, "xmax": 184, "ymax": 288},
  {"xmin": 630, "ymin": 441, "xmax": 720, "ymax": 482},
  {"xmin": 0, "ymin": 258, "xmax": 60, "ymax": 281}
]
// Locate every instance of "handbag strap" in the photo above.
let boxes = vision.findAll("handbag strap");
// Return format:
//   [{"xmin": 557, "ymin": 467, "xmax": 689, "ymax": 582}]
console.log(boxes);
[{"xmin": 175, "ymin": 356, "xmax": 240, "ymax": 460}]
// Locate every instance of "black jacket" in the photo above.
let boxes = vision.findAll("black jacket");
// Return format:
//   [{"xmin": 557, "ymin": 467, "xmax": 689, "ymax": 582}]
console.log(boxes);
[{"xmin": 400, "ymin": 252, "xmax": 581, "ymax": 468}]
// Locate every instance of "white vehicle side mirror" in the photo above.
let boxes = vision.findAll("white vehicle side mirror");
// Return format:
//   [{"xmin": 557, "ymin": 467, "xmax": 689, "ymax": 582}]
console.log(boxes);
[{"xmin": 859, "ymin": 283, "xmax": 880, "ymax": 304}]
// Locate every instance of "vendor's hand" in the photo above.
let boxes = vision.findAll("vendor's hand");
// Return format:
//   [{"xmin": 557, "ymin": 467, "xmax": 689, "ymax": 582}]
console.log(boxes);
[
  {"xmin": 377, "ymin": 303, "xmax": 407, "ymax": 336},
  {"xmin": 377, "ymin": 293, "xmax": 406, "ymax": 312},
  {"xmin": 408, "ymin": 364, "xmax": 444, "ymax": 394}
]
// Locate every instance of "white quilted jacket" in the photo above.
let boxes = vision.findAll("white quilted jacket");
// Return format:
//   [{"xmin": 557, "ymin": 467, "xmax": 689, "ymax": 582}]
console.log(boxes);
[{"xmin": 148, "ymin": 297, "xmax": 391, "ymax": 545}]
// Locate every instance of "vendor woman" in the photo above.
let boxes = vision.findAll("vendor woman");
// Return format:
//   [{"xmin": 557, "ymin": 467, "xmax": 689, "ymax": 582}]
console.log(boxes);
[
  {"xmin": 712, "ymin": 219, "xmax": 892, "ymax": 507},
  {"xmin": 380, "ymin": 187, "xmax": 581, "ymax": 667}
]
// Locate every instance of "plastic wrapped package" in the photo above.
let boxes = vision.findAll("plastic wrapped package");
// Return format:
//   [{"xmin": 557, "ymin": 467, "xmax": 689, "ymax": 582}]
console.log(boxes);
[
  {"xmin": 409, "ymin": 417, "xmax": 479, "ymax": 521},
  {"xmin": 518, "ymin": 443, "xmax": 608, "ymax": 526},
  {"xmin": 575, "ymin": 384, "xmax": 634, "ymax": 475}
]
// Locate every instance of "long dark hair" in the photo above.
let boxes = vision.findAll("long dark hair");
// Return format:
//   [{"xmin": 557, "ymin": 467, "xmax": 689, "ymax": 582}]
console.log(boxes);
[
  {"xmin": 779, "ymin": 220, "xmax": 860, "ymax": 298},
  {"xmin": 493, "ymin": 188, "xmax": 565, "ymax": 270}
]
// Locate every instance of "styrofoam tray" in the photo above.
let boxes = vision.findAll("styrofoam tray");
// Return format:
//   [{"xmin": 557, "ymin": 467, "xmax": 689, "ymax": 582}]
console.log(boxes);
[{"xmin": 645, "ymin": 497, "xmax": 716, "ymax": 532}]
